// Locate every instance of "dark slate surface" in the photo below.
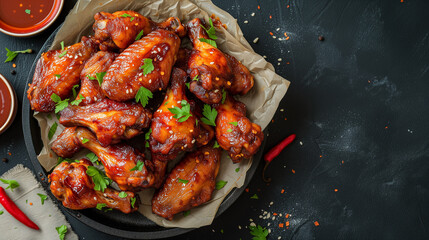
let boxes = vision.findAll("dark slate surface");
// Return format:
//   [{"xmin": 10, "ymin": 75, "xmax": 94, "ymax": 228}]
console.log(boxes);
[{"xmin": 1, "ymin": 0, "xmax": 428, "ymax": 239}]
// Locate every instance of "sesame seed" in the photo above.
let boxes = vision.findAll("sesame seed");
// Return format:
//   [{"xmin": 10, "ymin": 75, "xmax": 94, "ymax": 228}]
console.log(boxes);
[
  {"xmin": 278, "ymin": 58, "xmax": 282, "ymax": 61},
  {"xmin": 249, "ymin": 218, "xmax": 253, "ymax": 222},
  {"xmin": 244, "ymin": 20, "xmax": 248, "ymax": 24},
  {"xmin": 126, "ymin": 89, "xmax": 129, "ymax": 94},
  {"xmin": 270, "ymin": 201, "xmax": 274, "ymax": 205},
  {"xmin": 253, "ymin": 37, "xmax": 259, "ymax": 43},
  {"xmin": 278, "ymin": 237, "xmax": 282, "ymax": 239},
  {"xmin": 191, "ymin": 139, "xmax": 196, "ymax": 144},
  {"xmin": 250, "ymin": 222, "xmax": 256, "ymax": 227},
  {"xmin": 263, "ymin": 55, "xmax": 267, "ymax": 58},
  {"xmin": 238, "ymin": 225, "xmax": 241, "ymax": 229},
  {"xmin": 278, "ymin": 63, "xmax": 281, "ymax": 65},
  {"xmin": 184, "ymin": 144, "xmax": 187, "ymax": 148},
  {"xmin": 169, "ymin": 130, "xmax": 173, "ymax": 134},
  {"xmin": 130, "ymin": 88, "xmax": 133, "ymax": 93},
  {"xmin": 300, "ymin": 141, "xmax": 303, "ymax": 145},
  {"xmin": 149, "ymin": 79, "xmax": 152, "ymax": 83},
  {"xmin": 251, "ymin": 12, "xmax": 255, "ymax": 16},
  {"xmin": 210, "ymin": 62, "xmax": 214, "ymax": 65},
  {"xmin": 126, "ymin": 27, "xmax": 128, "ymax": 30},
  {"xmin": 214, "ymin": 89, "xmax": 219, "ymax": 93},
  {"xmin": 267, "ymin": 223, "xmax": 271, "ymax": 226},
  {"xmin": 280, "ymin": 108, "xmax": 284, "ymax": 111},
  {"xmin": 268, "ymin": 229, "xmax": 271, "ymax": 234},
  {"xmin": 94, "ymin": 97, "xmax": 97, "ymax": 101},
  {"xmin": 273, "ymin": 36, "xmax": 277, "ymax": 39},
  {"xmin": 276, "ymin": 28, "xmax": 280, "ymax": 31}
]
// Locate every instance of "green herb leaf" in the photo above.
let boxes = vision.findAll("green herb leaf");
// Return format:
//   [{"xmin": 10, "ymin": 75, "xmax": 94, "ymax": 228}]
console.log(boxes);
[
  {"xmin": 81, "ymin": 138, "xmax": 89, "ymax": 144},
  {"xmin": 54, "ymin": 74, "xmax": 61, "ymax": 79},
  {"xmin": 221, "ymin": 89, "xmax": 226, "ymax": 104},
  {"xmin": 221, "ymin": 229, "xmax": 224, "ymax": 234},
  {"xmin": 168, "ymin": 100, "xmax": 192, "ymax": 122},
  {"xmin": 51, "ymin": 93, "xmax": 69, "ymax": 113},
  {"xmin": 96, "ymin": 203, "xmax": 107, "ymax": 210},
  {"xmin": 130, "ymin": 17, "xmax": 135, "ymax": 21},
  {"xmin": 183, "ymin": 210, "xmax": 190, "ymax": 217},
  {"xmin": 37, "ymin": 193, "xmax": 48, "ymax": 205},
  {"xmin": 86, "ymin": 166, "xmax": 111, "ymax": 192},
  {"xmin": 71, "ymin": 84, "xmax": 79, "ymax": 99},
  {"xmin": 0, "ymin": 178, "xmax": 19, "ymax": 191},
  {"xmin": 86, "ymin": 152, "xmax": 99, "ymax": 165},
  {"xmin": 177, "ymin": 178, "xmax": 189, "ymax": 184},
  {"xmin": 135, "ymin": 30, "xmax": 144, "ymax": 41},
  {"xmin": 229, "ymin": 121, "xmax": 238, "ymax": 126},
  {"xmin": 213, "ymin": 141, "xmax": 220, "ymax": 148},
  {"xmin": 227, "ymin": 128, "xmax": 233, "ymax": 133},
  {"xmin": 145, "ymin": 128, "xmax": 152, "ymax": 148},
  {"xmin": 87, "ymin": 75, "xmax": 96, "ymax": 80},
  {"xmin": 58, "ymin": 50, "xmax": 67, "ymax": 58},
  {"xmin": 56, "ymin": 225, "xmax": 68, "ymax": 240},
  {"xmin": 57, "ymin": 157, "xmax": 76, "ymax": 165},
  {"xmin": 118, "ymin": 192, "xmax": 128, "ymax": 198},
  {"xmin": 185, "ymin": 82, "xmax": 190, "ymax": 89},
  {"xmin": 70, "ymin": 94, "xmax": 84, "ymax": 106},
  {"xmin": 215, "ymin": 180, "xmax": 227, "ymax": 190},
  {"xmin": 48, "ymin": 122, "xmax": 58, "ymax": 140},
  {"xmin": 120, "ymin": 13, "xmax": 132, "ymax": 18},
  {"xmin": 249, "ymin": 225, "xmax": 269, "ymax": 240},
  {"xmin": 200, "ymin": 19, "xmax": 217, "ymax": 40},
  {"xmin": 25, "ymin": 9, "xmax": 30, "ymax": 14},
  {"xmin": 235, "ymin": 167, "xmax": 240, "ymax": 172},
  {"xmin": 250, "ymin": 194, "xmax": 259, "ymax": 199},
  {"xmin": 201, "ymin": 104, "xmax": 217, "ymax": 126},
  {"xmin": 60, "ymin": 41, "xmax": 65, "ymax": 51},
  {"xmin": 135, "ymin": 86, "xmax": 153, "ymax": 107},
  {"xmin": 130, "ymin": 160, "xmax": 144, "ymax": 171},
  {"xmin": 131, "ymin": 197, "xmax": 136, "ymax": 208},
  {"xmin": 95, "ymin": 72, "xmax": 106, "ymax": 86},
  {"xmin": 140, "ymin": 58, "xmax": 154, "ymax": 75},
  {"xmin": 199, "ymin": 38, "xmax": 217, "ymax": 48},
  {"xmin": 0, "ymin": 211, "xmax": 3, "ymax": 215},
  {"xmin": 4, "ymin": 48, "xmax": 32, "ymax": 63},
  {"xmin": 192, "ymin": 75, "xmax": 199, "ymax": 81}
]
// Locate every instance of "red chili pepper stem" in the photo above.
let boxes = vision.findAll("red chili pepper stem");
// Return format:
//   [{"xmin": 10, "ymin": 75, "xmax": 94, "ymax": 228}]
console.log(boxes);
[
  {"xmin": 262, "ymin": 134, "xmax": 296, "ymax": 183},
  {"xmin": 0, "ymin": 186, "xmax": 40, "ymax": 230}
]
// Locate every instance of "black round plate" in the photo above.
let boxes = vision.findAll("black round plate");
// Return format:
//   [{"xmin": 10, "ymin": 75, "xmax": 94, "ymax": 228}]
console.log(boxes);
[{"xmin": 22, "ymin": 25, "xmax": 266, "ymax": 239}]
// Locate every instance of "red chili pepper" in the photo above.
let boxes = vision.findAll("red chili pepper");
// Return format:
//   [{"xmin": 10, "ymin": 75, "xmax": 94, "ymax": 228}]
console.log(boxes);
[
  {"xmin": 0, "ymin": 186, "xmax": 39, "ymax": 230},
  {"xmin": 262, "ymin": 134, "xmax": 296, "ymax": 182}
]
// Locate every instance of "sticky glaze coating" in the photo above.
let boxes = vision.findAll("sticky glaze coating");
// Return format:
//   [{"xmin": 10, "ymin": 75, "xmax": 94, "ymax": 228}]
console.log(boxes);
[
  {"xmin": 102, "ymin": 29, "xmax": 181, "ymax": 100},
  {"xmin": 59, "ymin": 98, "xmax": 152, "ymax": 146},
  {"xmin": 214, "ymin": 94, "xmax": 264, "ymax": 163},
  {"xmin": 51, "ymin": 127, "xmax": 157, "ymax": 191},
  {"xmin": 93, "ymin": 10, "xmax": 186, "ymax": 51},
  {"xmin": 149, "ymin": 68, "xmax": 214, "ymax": 161},
  {"xmin": 152, "ymin": 145, "xmax": 221, "ymax": 220},
  {"xmin": 27, "ymin": 37, "xmax": 98, "ymax": 112},
  {"xmin": 77, "ymin": 51, "xmax": 118, "ymax": 105},
  {"xmin": 49, "ymin": 159, "xmax": 138, "ymax": 213}
]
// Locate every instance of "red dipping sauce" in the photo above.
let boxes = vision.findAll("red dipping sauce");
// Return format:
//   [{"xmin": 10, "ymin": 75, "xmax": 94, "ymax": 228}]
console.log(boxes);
[
  {"xmin": 0, "ymin": 74, "xmax": 16, "ymax": 134},
  {"xmin": 0, "ymin": 0, "xmax": 63, "ymax": 37}
]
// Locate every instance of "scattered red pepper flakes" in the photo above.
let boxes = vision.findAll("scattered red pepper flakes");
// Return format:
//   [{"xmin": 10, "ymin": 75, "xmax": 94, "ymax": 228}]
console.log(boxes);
[
  {"xmin": 284, "ymin": 117, "xmax": 287, "ymax": 120},
  {"xmin": 334, "ymin": 189, "xmax": 338, "ymax": 192},
  {"xmin": 385, "ymin": 126, "xmax": 388, "ymax": 129},
  {"xmin": 29, "ymin": 202, "xmax": 33, "ymax": 206},
  {"xmin": 286, "ymin": 221, "xmax": 290, "ymax": 227},
  {"xmin": 319, "ymin": 155, "xmax": 322, "ymax": 158},
  {"xmin": 281, "ymin": 189, "xmax": 285, "ymax": 194},
  {"xmin": 291, "ymin": 169, "xmax": 295, "ymax": 174},
  {"xmin": 12, "ymin": 63, "xmax": 16, "ymax": 68},
  {"xmin": 272, "ymin": 119, "xmax": 275, "ymax": 123},
  {"xmin": 285, "ymin": 36, "xmax": 290, "ymax": 40},
  {"xmin": 269, "ymin": 32, "xmax": 273, "ymax": 36},
  {"xmin": 273, "ymin": 213, "xmax": 278, "ymax": 216},
  {"xmin": 7, "ymin": 152, "xmax": 11, "ymax": 156},
  {"xmin": 341, "ymin": 160, "xmax": 344, "ymax": 164},
  {"xmin": 245, "ymin": 188, "xmax": 249, "ymax": 192},
  {"xmin": 401, "ymin": 0, "xmax": 403, "ymax": 2},
  {"xmin": 286, "ymin": 213, "xmax": 289, "ymax": 218},
  {"xmin": 258, "ymin": 5, "xmax": 261, "ymax": 10},
  {"xmin": 314, "ymin": 221, "xmax": 319, "ymax": 226},
  {"xmin": 287, "ymin": 5, "xmax": 290, "ymax": 8},
  {"xmin": 286, "ymin": 62, "xmax": 290, "ymax": 64},
  {"xmin": 279, "ymin": 223, "xmax": 284, "ymax": 228},
  {"xmin": 269, "ymin": 15, "xmax": 272, "ymax": 19},
  {"xmin": 284, "ymin": 32, "xmax": 288, "ymax": 37}
]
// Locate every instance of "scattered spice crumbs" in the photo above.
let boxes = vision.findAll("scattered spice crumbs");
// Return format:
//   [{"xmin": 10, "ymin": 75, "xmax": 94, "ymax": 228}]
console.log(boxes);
[
  {"xmin": 258, "ymin": 5, "xmax": 261, "ymax": 10},
  {"xmin": 29, "ymin": 202, "xmax": 33, "ymax": 206},
  {"xmin": 8, "ymin": 152, "xmax": 11, "ymax": 156},
  {"xmin": 314, "ymin": 221, "xmax": 320, "ymax": 226},
  {"xmin": 245, "ymin": 188, "xmax": 249, "ymax": 192},
  {"xmin": 291, "ymin": 169, "xmax": 295, "ymax": 174},
  {"xmin": 286, "ymin": 213, "xmax": 289, "ymax": 218},
  {"xmin": 334, "ymin": 189, "xmax": 338, "ymax": 192},
  {"xmin": 281, "ymin": 189, "xmax": 285, "ymax": 194},
  {"xmin": 279, "ymin": 223, "xmax": 284, "ymax": 228}
]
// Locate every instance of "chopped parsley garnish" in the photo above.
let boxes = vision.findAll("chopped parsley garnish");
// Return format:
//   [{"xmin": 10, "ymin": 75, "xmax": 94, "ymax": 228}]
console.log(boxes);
[
  {"xmin": 95, "ymin": 72, "xmax": 106, "ymax": 86},
  {"xmin": 221, "ymin": 89, "xmax": 227, "ymax": 104},
  {"xmin": 70, "ymin": 94, "xmax": 84, "ymax": 106},
  {"xmin": 86, "ymin": 166, "xmax": 111, "ymax": 192},
  {"xmin": 145, "ymin": 128, "xmax": 152, "ymax": 148},
  {"xmin": 96, "ymin": 203, "xmax": 107, "ymax": 210},
  {"xmin": 177, "ymin": 178, "xmax": 189, "ymax": 184},
  {"xmin": 235, "ymin": 167, "xmax": 240, "ymax": 172},
  {"xmin": 130, "ymin": 160, "xmax": 144, "ymax": 171},
  {"xmin": 48, "ymin": 122, "xmax": 58, "ymax": 140},
  {"xmin": 60, "ymin": 41, "xmax": 65, "ymax": 50},
  {"xmin": 120, "ymin": 13, "xmax": 132, "ymax": 20},
  {"xmin": 227, "ymin": 128, "xmax": 233, "ymax": 133},
  {"xmin": 0, "ymin": 178, "xmax": 19, "ymax": 191},
  {"xmin": 168, "ymin": 100, "xmax": 192, "ymax": 122},
  {"xmin": 51, "ymin": 93, "xmax": 69, "ymax": 113},
  {"xmin": 249, "ymin": 225, "xmax": 269, "ymax": 240},
  {"xmin": 56, "ymin": 225, "xmax": 67, "ymax": 240},
  {"xmin": 131, "ymin": 197, "xmax": 136, "ymax": 208},
  {"xmin": 199, "ymin": 38, "xmax": 217, "ymax": 48},
  {"xmin": 25, "ymin": 9, "xmax": 30, "ymax": 14},
  {"xmin": 135, "ymin": 30, "xmax": 144, "ymax": 40},
  {"xmin": 200, "ymin": 19, "xmax": 217, "ymax": 40},
  {"xmin": 54, "ymin": 74, "xmax": 61, "ymax": 79},
  {"xmin": 135, "ymin": 86, "xmax": 153, "ymax": 107},
  {"xmin": 201, "ymin": 104, "xmax": 217, "ymax": 126},
  {"xmin": 185, "ymin": 82, "xmax": 190, "ymax": 89},
  {"xmin": 71, "ymin": 84, "xmax": 78, "ymax": 98},
  {"xmin": 229, "ymin": 121, "xmax": 238, "ymax": 126},
  {"xmin": 250, "ymin": 194, "xmax": 259, "ymax": 199},
  {"xmin": 119, "ymin": 192, "xmax": 128, "ymax": 198},
  {"xmin": 0, "ymin": 211, "xmax": 3, "ymax": 215},
  {"xmin": 4, "ymin": 48, "xmax": 32, "ymax": 62},
  {"xmin": 215, "ymin": 180, "xmax": 227, "ymax": 190},
  {"xmin": 213, "ymin": 141, "xmax": 220, "ymax": 148},
  {"xmin": 37, "ymin": 193, "xmax": 48, "ymax": 205},
  {"xmin": 86, "ymin": 152, "xmax": 99, "ymax": 165},
  {"xmin": 192, "ymin": 75, "xmax": 199, "ymax": 81},
  {"xmin": 81, "ymin": 138, "xmax": 89, "ymax": 144},
  {"xmin": 57, "ymin": 157, "xmax": 78, "ymax": 165},
  {"xmin": 140, "ymin": 58, "xmax": 154, "ymax": 75},
  {"xmin": 183, "ymin": 210, "xmax": 190, "ymax": 217},
  {"xmin": 58, "ymin": 50, "xmax": 67, "ymax": 58}
]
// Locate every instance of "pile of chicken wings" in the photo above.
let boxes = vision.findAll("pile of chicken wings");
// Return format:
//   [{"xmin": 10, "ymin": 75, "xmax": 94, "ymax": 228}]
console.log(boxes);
[{"xmin": 28, "ymin": 11, "xmax": 264, "ymax": 220}]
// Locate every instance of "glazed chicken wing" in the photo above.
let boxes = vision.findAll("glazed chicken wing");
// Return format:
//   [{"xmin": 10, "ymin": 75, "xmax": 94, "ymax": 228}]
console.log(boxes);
[
  {"xmin": 152, "ymin": 145, "xmax": 221, "ymax": 220},
  {"xmin": 214, "ymin": 94, "xmax": 264, "ymax": 163},
  {"xmin": 50, "ymin": 159, "xmax": 137, "ymax": 213},
  {"xmin": 93, "ymin": 10, "xmax": 186, "ymax": 51},
  {"xmin": 149, "ymin": 68, "xmax": 214, "ymax": 161},
  {"xmin": 51, "ymin": 127, "xmax": 156, "ymax": 191},
  {"xmin": 77, "ymin": 51, "xmax": 117, "ymax": 105},
  {"xmin": 27, "ymin": 37, "xmax": 98, "ymax": 112},
  {"xmin": 102, "ymin": 29, "xmax": 181, "ymax": 101},
  {"xmin": 186, "ymin": 18, "xmax": 254, "ymax": 104},
  {"xmin": 59, "ymin": 99, "xmax": 152, "ymax": 146}
]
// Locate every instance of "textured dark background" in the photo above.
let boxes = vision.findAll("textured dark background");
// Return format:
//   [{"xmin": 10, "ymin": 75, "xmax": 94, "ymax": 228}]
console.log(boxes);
[{"xmin": 1, "ymin": 0, "xmax": 429, "ymax": 239}]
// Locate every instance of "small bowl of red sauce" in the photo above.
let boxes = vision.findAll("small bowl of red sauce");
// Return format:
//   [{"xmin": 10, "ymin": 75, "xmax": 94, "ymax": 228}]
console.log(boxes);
[
  {"xmin": 0, "ymin": 0, "xmax": 64, "ymax": 37},
  {"xmin": 0, "ymin": 74, "xmax": 17, "ymax": 134}
]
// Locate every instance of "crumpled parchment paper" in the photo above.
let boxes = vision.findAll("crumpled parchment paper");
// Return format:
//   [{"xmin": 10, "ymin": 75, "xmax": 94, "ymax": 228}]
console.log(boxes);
[{"xmin": 33, "ymin": 0, "xmax": 289, "ymax": 228}]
